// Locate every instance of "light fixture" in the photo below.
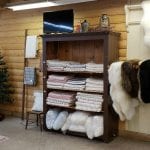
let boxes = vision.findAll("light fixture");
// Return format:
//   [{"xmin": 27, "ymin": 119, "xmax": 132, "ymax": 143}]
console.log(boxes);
[
  {"xmin": 6, "ymin": 0, "xmax": 58, "ymax": 11},
  {"xmin": 55, "ymin": 0, "xmax": 97, "ymax": 5},
  {"xmin": 6, "ymin": 0, "xmax": 97, "ymax": 11}
]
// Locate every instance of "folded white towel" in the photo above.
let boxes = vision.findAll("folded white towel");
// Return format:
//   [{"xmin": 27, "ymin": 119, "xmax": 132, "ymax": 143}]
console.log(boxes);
[{"xmin": 76, "ymin": 105, "xmax": 102, "ymax": 112}]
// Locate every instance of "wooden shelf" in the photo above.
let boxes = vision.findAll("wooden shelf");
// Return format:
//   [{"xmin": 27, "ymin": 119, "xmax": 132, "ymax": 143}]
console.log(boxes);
[
  {"xmin": 46, "ymin": 103, "xmax": 104, "ymax": 113},
  {"xmin": 42, "ymin": 31, "xmax": 120, "ymax": 142},
  {"xmin": 44, "ymin": 128, "xmax": 104, "ymax": 140},
  {"xmin": 47, "ymin": 86, "xmax": 103, "ymax": 94},
  {"xmin": 47, "ymin": 69, "xmax": 103, "ymax": 74}
]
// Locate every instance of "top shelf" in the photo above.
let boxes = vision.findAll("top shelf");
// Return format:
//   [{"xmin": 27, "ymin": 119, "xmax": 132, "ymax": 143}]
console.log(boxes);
[{"xmin": 40, "ymin": 31, "xmax": 120, "ymax": 42}]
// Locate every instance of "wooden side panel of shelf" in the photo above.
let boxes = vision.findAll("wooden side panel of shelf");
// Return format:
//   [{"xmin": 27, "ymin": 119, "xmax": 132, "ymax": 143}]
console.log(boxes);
[
  {"xmin": 103, "ymin": 33, "xmax": 120, "ymax": 142},
  {"xmin": 41, "ymin": 31, "xmax": 120, "ymax": 142}
]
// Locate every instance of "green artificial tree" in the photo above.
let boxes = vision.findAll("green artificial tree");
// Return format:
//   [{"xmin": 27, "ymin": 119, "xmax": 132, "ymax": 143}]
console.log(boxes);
[{"xmin": 0, "ymin": 52, "xmax": 14, "ymax": 121}]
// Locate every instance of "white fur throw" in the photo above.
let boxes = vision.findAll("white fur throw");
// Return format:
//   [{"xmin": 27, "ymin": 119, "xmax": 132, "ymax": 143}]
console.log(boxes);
[{"xmin": 108, "ymin": 62, "xmax": 139, "ymax": 121}]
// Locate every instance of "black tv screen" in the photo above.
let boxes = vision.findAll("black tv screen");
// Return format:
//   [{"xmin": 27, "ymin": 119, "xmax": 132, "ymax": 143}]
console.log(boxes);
[{"xmin": 43, "ymin": 9, "xmax": 74, "ymax": 34}]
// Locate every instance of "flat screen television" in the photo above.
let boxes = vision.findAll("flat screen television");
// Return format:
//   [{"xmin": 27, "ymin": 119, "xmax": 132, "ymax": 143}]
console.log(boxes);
[{"xmin": 43, "ymin": 9, "xmax": 74, "ymax": 34}]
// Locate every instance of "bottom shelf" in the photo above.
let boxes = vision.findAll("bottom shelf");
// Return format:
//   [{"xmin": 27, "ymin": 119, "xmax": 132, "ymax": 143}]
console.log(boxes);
[
  {"xmin": 44, "ymin": 106, "xmax": 118, "ymax": 143},
  {"xmin": 46, "ymin": 104, "xmax": 104, "ymax": 114},
  {"xmin": 45, "ymin": 108, "xmax": 104, "ymax": 140},
  {"xmin": 44, "ymin": 127, "xmax": 117, "ymax": 143},
  {"xmin": 45, "ymin": 127, "xmax": 103, "ymax": 139}
]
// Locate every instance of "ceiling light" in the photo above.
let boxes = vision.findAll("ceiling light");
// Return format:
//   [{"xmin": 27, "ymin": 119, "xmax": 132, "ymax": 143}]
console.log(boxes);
[
  {"xmin": 6, "ymin": 0, "xmax": 97, "ymax": 11},
  {"xmin": 54, "ymin": 0, "xmax": 97, "ymax": 5},
  {"xmin": 6, "ymin": 0, "xmax": 58, "ymax": 11}
]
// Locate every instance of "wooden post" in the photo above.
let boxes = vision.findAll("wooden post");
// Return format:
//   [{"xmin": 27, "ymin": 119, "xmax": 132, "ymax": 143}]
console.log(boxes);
[{"xmin": 21, "ymin": 29, "xmax": 28, "ymax": 120}]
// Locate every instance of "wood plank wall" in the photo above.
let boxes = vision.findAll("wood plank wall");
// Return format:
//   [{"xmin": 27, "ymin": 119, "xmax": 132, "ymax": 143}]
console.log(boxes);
[{"xmin": 0, "ymin": 0, "xmax": 127, "ymax": 123}]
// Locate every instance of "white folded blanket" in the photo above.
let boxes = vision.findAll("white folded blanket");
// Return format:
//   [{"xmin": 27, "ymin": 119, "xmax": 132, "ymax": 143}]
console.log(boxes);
[
  {"xmin": 77, "ymin": 99, "xmax": 103, "ymax": 105},
  {"xmin": 86, "ymin": 78, "xmax": 103, "ymax": 85},
  {"xmin": 46, "ymin": 101, "xmax": 73, "ymax": 107},
  {"xmin": 85, "ymin": 87, "xmax": 103, "ymax": 92},
  {"xmin": 76, "ymin": 105, "xmax": 102, "ymax": 112},
  {"xmin": 86, "ymin": 63, "xmax": 103, "ymax": 68},
  {"xmin": 47, "ymin": 97, "xmax": 74, "ymax": 103},
  {"xmin": 77, "ymin": 92, "xmax": 103, "ymax": 99},
  {"xmin": 47, "ymin": 85, "xmax": 63, "ymax": 89},
  {"xmin": 76, "ymin": 101, "xmax": 102, "ymax": 109}
]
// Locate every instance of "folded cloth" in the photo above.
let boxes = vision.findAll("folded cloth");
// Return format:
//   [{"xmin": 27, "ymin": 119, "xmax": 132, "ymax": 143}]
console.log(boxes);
[
  {"xmin": 47, "ymin": 66, "xmax": 64, "ymax": 71},
  {"xmin": 77, "ymin": 92, "xmax": 103, "ymax": 99},
  {"xmin": 66, "ymin": 78, "xmax": 86, "ymax": 85},
  {"xmin": 48, "ymin": 74, "xmax": 73, "ymax": 81},
  {"xmin": 47, "ymin": 99, "xmax": 74, "ymax": 105},
  {"xmin": 86, "ymin": 68, "xmax": 103, "ymax": 73},
  {"xmin": 47, "ymin": 85, "xmax": 63, "ymax": 89},
  {"xmin": 47, "ymin": 97, "xmax": 75, "ymax": 103},
  {"xmin": 86, "ymin": 63, "xmax": 104, "ymax": 73},
  {"xmin": 86, "ymin": 84, "xmax": 103, "ymax": 90},
  {"xmin": 85, "ymin": 87, "xmax": 103, "ymax": 92},
  {"xmin": 76, "ymin": 105, "xmax": 102, "ymax": 112},
  {"xmin": 77, "ymin": 98, "xmax": 103, "ymax": 104},
  {"xmin": 86, "ymin": 78, "xmax": 103, "ymax": 85},
  {"xmin": 47, "ymin": 81, "xmax": 64, "ymax": 86},
  {"xmin": 66, "ymin": 64, "xmax": 86, "ymax": 68},
  {"xmin": 76, "ymin": 101, "xmax": 102, "ymax": 109},
  {"xmin": 64, "ymin": 63, "xmax": 86, "ymax": 72},
  {"xmin": 47, "ymin": 75, "xmax": 73, "ymax": 89},
  {"xmin": 48, "ymin": 91, "xmax": 75, "ymax": 100},
  {"xmin": 86, "ymin": 62, "xmax": 104, "ymax": 68},
  {"xmin": 47, "ymin": 60, "xmax": 71, "ymax": 67},
  {"xmin": 64, "ymin": 68, "xmax": 86, "ymax": 72},
  {"xmin": 46, "ymin": 101, "xmax": 74, "ymax": 107},
  {"xmin": 76, "ymin": 95, "xmax": 103, "ymax": 101},
  {"xmin": 64, "ymin": 83, "xmax": 85, "ymax": 90},
  {"xmin": 77, "ymin": 99, "xmax": 103, "ymax": 105}
]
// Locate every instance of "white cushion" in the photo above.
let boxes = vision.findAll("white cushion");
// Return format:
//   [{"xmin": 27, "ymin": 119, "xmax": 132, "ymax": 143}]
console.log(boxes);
[{"xmin": 32, "ymin": 91, "xmax": 43, "ymax": 111}]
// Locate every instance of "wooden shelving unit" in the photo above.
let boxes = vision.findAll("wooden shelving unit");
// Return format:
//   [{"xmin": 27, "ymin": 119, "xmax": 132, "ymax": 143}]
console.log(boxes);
[{"xmin": 41, "ymin": 31, "xmax": 120, "ymax": 142}]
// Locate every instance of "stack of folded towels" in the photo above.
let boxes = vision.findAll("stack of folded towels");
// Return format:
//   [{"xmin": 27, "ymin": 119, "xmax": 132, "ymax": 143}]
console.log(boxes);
[
  {"xmin": 75, "ymin": 92, "xmax": 103, "ymax": 112},
  {"xmin": 64, "ymin": 62, "xmax": 86, "ymax": 72},
  {"xmin": 47, "ymin": 74, "xmax": 73, "ymax": 89},
  {"xmin": 85, "ymin": 77, "xmax": 103, "ymax": 92},
  {"xmin": 47, "ymin": 60, "xmax": 70, "ymax": 71},
  {"xmin": 64, "ymin": 77, "xmax": 86, "ymax": 91},
  {"xmin": 86, "ymin": 62, "xmax": 104, "ymax": 73},
  {"xmin": 47, "ymin": 91, "xmax": 76, "ymax": 107}
]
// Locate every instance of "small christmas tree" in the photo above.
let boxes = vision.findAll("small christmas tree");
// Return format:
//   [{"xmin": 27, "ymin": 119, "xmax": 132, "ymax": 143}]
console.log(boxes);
[{"xmin": 0, "ymin": 52, "xmax": 14, "ymax": 121}]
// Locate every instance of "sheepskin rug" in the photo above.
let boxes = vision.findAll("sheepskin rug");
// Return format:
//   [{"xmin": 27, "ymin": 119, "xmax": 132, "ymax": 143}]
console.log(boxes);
[{"xmin": 108, "ymin": 61, "xmax": 139, "ymax": 121}]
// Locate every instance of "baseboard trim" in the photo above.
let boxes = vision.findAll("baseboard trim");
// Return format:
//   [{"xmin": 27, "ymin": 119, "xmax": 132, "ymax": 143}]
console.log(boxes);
[{"xmin": 119, "ymin": 130, "xmax": 150, "ymax": 142}]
